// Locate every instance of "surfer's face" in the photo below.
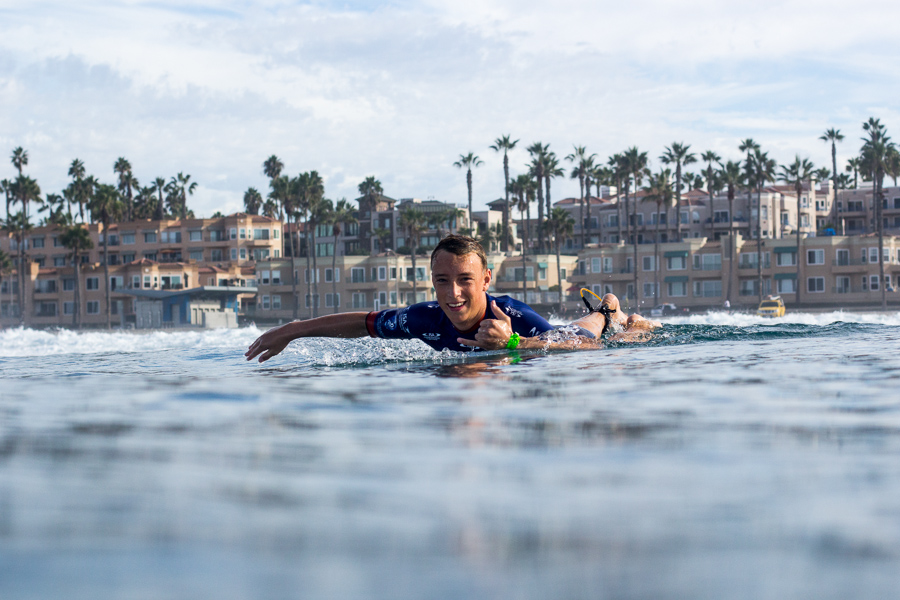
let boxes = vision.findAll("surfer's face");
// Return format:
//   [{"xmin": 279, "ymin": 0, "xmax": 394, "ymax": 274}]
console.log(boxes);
[{"xmin": 431, "ymin": 250, "xmax": 491, "ymax": 332}]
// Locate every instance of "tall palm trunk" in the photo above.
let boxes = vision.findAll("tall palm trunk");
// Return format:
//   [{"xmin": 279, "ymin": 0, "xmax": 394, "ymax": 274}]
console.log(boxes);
[
  {"xmin": 631, "ymin": 182, "xmax": 639, "ymax": 307},
  {"xmin": 305, "ymin": 221, "xmax": 312, "ymax": 319},
  {"xmin": 331, "ymin": 242, "xmax": 339, "ymax": 314},
  {"xmin": 311, "ymin": 222, "xmax": 319, "ymax": 318},
  {"xmin": 727, "ymin": 190, "xmax": 735, "ymax": 304},
  {"xmin": 756, "ymin": 183, "xmax": 763, "ymax": 303},
  {"xmin": 536, "ymin": 174, "xmax": 545, "ymax": 252},
  {"xmin": 795, "ymin": 184, "xmax": 802, "ymax": 307},
  {"xmin": 578, "ymin": 176, "xmax": 586, "ymax": 249},
  {"xmin": 502, "ymin": 153, "xmax": 510, "ymax": 253},
  {"xmin": 675, "ymin": 163, "xmax": 683, "ymax": 240},
  {"xmin": 555, "ymin": 239, "xmax": 564, "ymax": 314},
  {"xmin": 290, "ymin": 217, "xmax": 299, "ymax": 320},
  {"xmin": 877, "ymin": 171, "xmax": 886, "ymax": 310},
  {"xmin": 103, "ymin": 221, "xmax": 111, "ymax": 328},
  {"xmin": 73, "ymin": 249, "xmax": 81, "ymax": 329},
  {"xmin": 654, "ymin": 205, "xmax": 661, "ymax": 304},
  {"xmin": 466, "ymin": 169, "xmax": 473, "ymax": 232}
]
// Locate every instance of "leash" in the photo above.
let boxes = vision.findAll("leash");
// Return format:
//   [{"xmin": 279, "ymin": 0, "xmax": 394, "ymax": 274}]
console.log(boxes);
[{"xmin": 580, "ymin": 288, "xmax": 616, "ymax": 337}]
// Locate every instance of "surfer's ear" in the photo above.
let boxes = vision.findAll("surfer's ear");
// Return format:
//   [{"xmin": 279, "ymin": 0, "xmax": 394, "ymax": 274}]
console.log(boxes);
[{"xmin": 482, "ymin": 267, "xmax": 492, "ymax": 290}]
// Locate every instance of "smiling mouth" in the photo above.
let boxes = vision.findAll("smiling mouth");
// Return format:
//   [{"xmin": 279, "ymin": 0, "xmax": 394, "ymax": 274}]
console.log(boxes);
[{"xmin": 448, "ymin": 301, "xmax": 466, "ymax": 310}]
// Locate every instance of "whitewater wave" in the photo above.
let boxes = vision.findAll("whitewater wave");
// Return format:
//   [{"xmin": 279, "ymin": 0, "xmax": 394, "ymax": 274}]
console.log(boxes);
[{"xmin": 661, "ymin": 310, "xmax": 900, "ymax": 327}]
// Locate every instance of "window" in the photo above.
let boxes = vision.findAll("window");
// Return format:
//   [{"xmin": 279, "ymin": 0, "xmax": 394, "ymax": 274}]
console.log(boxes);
[
  {"xmin": 240, "ymin": 228, "xmax": 246, "ymax": 239},
  {"xmin": 144, "ymin": 232, "xmax": 157, "ymax": 243},
  {"xmin": 230, "ymin": 228, "xmax": 237, "ymax": 240},
  {"xmin": 53, "ymin": 256, "xmax": 67, "ymax": 267},
  {"xmin": 325, "ymin": 293, "xmax": 341, "ymax": 308},
  {"xmin": 253, "ymin": 228, "xmax": 270, "ymax": 240},
  {"xmin": 693, "ymin": 280, "xmax": 722, "ymax": 297},
  {"xmin": 643, "ymin": 282, "xmax": 658, "ymax": 298},
  {"xmin": 870, "ymin": 275, "xmax": 880, "ymax": 291},
  {"xmin": 378, "ymin": 266, "xmax": 387, "ymax": 281},
  {"xmin": 807, "ymin": 277, "xmax": 825, "ymax": 293},
  {"xmin": 35, "ymin": 279, "xmax": 57, "ymax": 293},
  {"xmin": 122, "ymin": 253, "xmax": 135, "ymax": 263},
  {"xmin": 190, "ymin": 230, "xmax": 202, "ymax": 242},
  {"xmin": 261, "ymin": 295, "xmax": 270, "ymax": 309},
  {"xmin": 63, "ymin": 301, "xmax": 75, "ymax": 315},
  {"xmin": 231, "ymin": 248, "xmax": 238, "ymax": 260},
  {"xmin": 603, "ymin": 257, "xmax": 612, "ymax": 273},
  {"xmin": 272, "ymin": 295, "xmax": 282, "ymax": 310},
  {"xmin": 835, "ymin": 276, "xmax": 851, "ymax": 294},
  {"xmin": 693, "ymin": 254, "xmax": 721, "ymax": 271},
  {"xmin": 352, "ymin": 292, "xmax": 367, "ymax": 309},
  {"xmin": 390, "ymin": 291, "xmax": 398, "ymax": 305},
  {"xmin": 351, "ymin": 267, "xmax": 365, "ymax": 283},
  {"xmin": 806, "ymin": 249, "xmax": 824, "ymax": 265},
  {"xmin": 143, "ymin": 253, "xmax": 157, "ymax": 262},
  {"xmin": 869, "ymin": 248, "xmax": 878, "ymax": 264},
  {"xmin": 591, "ymin": 257, "xmax": 602, "ymax": 273},
  {"xmin": 680, "ymin": 211, "xmax": 689, "ymax": 224},
  {"xmin": 667, "ymin": 256, "xmax": 686, "ymax": 270},
  {"xmin": 143, "ymin": 275, "xmax": 152, "ymax": 289},
  {"xmin": 31, "ymin": 237, "xmax": 44, "ymax": 248},
  {"xmin": 240, "ymin": 248, "xmax": 247, "ymax": 260},
  {"xmin": 86, "ymin": 300, "xmax": 100, "ymax": 314},
  {"xmin": 776, "ymin": 252, "xmax": 796, "ymax": 267},
  {"xmin": 259, "ymin": 270, "xmax": 270, "ymax": 284},
  {"xmin": 211, "ymin": 249, "xmax": 223, "ymax": 262},
  {"xmin": 316, "ymin": 243, "xmax": 334, "ymax": 257},
  {"xmin": 835, "ymin": 249, "xmax": 849, "ymax": 266},
  {"xmin": 777, "ymin": 278, "xmax": 796, "ymax": 294},
  {"xmin": 122, "ymin": 233, "xmax": 135, "ymax": 245},
  {"xmin": 667, "ymin": 281, "xmax": 687, "ymax": 297},
  {"xmin": 109, "ymin": 276, "xmax": 123, "ymax": 290},
  {"xmin": 714, "ymin": 210, "xmax": 729, "ymax": 223},
  {"xmin": 272, "ymin": 270, "xmax": 281, "ymax": 284},
  {"xmin": 86, "ymin": 277, "xmax": 99, "ymax": 291},
  {"xmin": 642, "ymin": 256, "xmax": 656, "ymax": 271},
  {"xmin": 35, "ymin": 302, "xmax": 57, "ymax": 317},
  {"xmin": 538, "ymin": 267, "xmax": 547, "ymax": 280},
  {"xmin": 162, "ymin": 231, "xmax": 182, "ymax": 243},
  {"xmin": 389, "ymin": 267, "xmax": 397, "ymax": 281}
]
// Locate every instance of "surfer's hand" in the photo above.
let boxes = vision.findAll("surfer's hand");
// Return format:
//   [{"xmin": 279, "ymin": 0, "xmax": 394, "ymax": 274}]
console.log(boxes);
[
  {"xmin": 457, "ymin": 301, "xmax": 514, "ymax": 350},
  {"xmin": 245, "ymin": 324, "xmax": 293, "ymax": 363}
]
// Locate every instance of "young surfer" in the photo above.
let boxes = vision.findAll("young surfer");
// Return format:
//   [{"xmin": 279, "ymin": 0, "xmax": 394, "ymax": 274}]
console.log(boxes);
[
  {"xmin": 245, "ymin": 235, "xmax": 555, "ymax": 362},
  {"xmin": 456, "ymin": 290, "xmax": 660, "ymax": 351}
]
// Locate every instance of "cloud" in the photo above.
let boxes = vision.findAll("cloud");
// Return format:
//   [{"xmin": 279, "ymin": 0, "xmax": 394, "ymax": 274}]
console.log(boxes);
[{"xmin": 2, "ymin": 0, "xmax": 900, "ymax": 220}]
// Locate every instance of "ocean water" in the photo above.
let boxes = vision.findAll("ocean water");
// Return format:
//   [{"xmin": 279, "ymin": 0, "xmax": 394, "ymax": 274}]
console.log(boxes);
[{"xmin": 2, "ymin": 311, "xmax": 900, "ymax": 599}]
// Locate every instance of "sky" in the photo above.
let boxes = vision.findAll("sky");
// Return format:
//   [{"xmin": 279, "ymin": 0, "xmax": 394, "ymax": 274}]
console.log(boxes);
[{"xmin": 2, "ymin": 0, "xmax": 899, "ymax": 219}]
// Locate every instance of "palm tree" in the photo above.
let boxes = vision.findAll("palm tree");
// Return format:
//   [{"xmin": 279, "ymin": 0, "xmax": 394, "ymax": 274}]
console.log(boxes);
[
  {"xmin": 544, "ymin": 152, "xmax": 564, "ymax": 222},
  {"xmin": 779, "ymin": 156, "xmax": 815, "ymax": 306},
  {"xmin": 114, "ymin": 157, "xmax": 135, "ymax": 221},
  {"xmin": 546, "ymin": 207, "xmax": 574, "ymax": 313},
  {"xmin": 860, "ymin": 117, "xmax": 895, "ymax": 310},
  {"xmin": 643, "ymin": 169, "xmax": 674, "ymax": 305},
  {"xmin": 304, "ymin": 171, "xmax": 326, "ymax": 318},
  {"xmin": 566, "ymin": 145, "xmax": 596, "ymax": 249},
  {"xmin": 820, "ymin": 128, "xmax": 844, "ymax": 201},
  {"xmin": 660, "ymin": 143, "xmax": 697, "ymax": 241},
  {"xmin": 608, "ymin": 154, "xmax": 625, "ymax": 242},
  {"xmin": 1, "ymin": 179, "xmax": 12, "ymax": 220},
  {"xmin": 720, "ymin": 160, "xmax": 744, "ymax": 304},
  {"xmin": 623, "ymin": 147, "xmax": 649, "ymax": 305},
  {"xmin": 357, "ymin": 176, "xmax": 383, "ymax": 211},
  {"xmin": 150, "ymin": 177, "xmax": 166, "ymax": 221},
  {"xmin": 454, "ymin": 153, "xmax": 483, "ymax": 230},
  {"xmin": 750, "ymin": 148, "xmax": 776, "ymax": 302},
  {"xmin": 527, "ymin": 142, "xmax": 551, "ymax": 250},
  {"xmin": 399, "ymin": 207, "xmax": 426, "ymax": 303},
  {"xmin": 329, "ymin": 199, "xmax": 356, "ymax": 313},
  {"xmin": 38, "ymin": 193, "xmax": 67, "ymax": 226},
  {"xmin": 167, "ymin": 173, "xmax": 196, "ymax": 220},
  {"xmin": 490, "ymin": 135, "xmax": 518, "ymax": 252},
  {"xmin": 243, "ymin": 187, "xmax": 262, "ymax": 215},
  {"xmin": 66, "ymin": 159, "xmax": 86, "ymax": 220},
  {"xmin": 11, "ymin": 147, "xmax": 27, "ymax": 176},
  {"xmin": 845, "ymin": 157, "xmax": 861, "ymax": 190},
  {"xmin": 700, "ymin": 151, "xmax": 721, "ymax": 238},
  {"xmin": 90, "ymin": 183, "xmax": 125, "ymax": 328},
  {"xmin": 59, "ymin": 222, "xmax": 94, "ymax": 329}
]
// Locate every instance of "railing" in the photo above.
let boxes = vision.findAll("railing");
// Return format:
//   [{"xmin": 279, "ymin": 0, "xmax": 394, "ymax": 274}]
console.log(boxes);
[
  {"xmin": 738, "ymin": 261, "xmax": 771, "ymax": 270},
  {"xmin": 694, "ymin": 264, "xmax": 722, "ymax": 271}
]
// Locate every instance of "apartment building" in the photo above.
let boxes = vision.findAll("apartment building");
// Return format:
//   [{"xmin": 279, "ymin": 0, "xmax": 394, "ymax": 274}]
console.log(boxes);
[
  {"xmin": 554, "ymin": 182, "xmax": 833, "ymax": 249},
  {"xmin": 251, "ymin": 251, "xmax": 578, "ymax": 323},
  {"xmin": 0, "ymin": 213, "xmax": 279, "ymax": 327},
  {"xmin": 571, "ymin": 234, "xmax": 900, "ymax": 311},
  {"xmin": 834, "ymin": 185, "xmax": 900, "ymax": 236}
]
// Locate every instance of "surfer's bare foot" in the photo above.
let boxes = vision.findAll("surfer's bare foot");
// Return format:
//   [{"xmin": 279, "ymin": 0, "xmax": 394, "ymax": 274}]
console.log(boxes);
[{"xmin": 600, "ymin": 293, "xmax": 629, "ymax": 327}]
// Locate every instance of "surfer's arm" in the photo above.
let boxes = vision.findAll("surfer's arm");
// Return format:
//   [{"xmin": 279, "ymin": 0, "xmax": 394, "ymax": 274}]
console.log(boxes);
[
  {"xmin": 245, "ymin": 312, "xmax": 370, "ymax": 363},
  {"xmin": 457, "ymin": 301, "xmax": 601, "ymax": 351}
]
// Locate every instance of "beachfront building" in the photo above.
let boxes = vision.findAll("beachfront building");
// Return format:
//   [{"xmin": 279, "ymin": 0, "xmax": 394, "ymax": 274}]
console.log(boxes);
[
  {"xmin": 571, "ymin": 233, "xmax": 900, "ymax": 311},
  {"xmin": 0, "ymin": 213, "xmax": 278, "ymax": 327},
  {"xmin": 833, "ymin": 185, "xmax": 900, "ymax": 236},
  {"xmin": 553, "ymin": 181, "xmax": 834, "ymax": 249},
  {"xmin": 250, "ymin": 252, "xmax": 577, "ymax": 323}
]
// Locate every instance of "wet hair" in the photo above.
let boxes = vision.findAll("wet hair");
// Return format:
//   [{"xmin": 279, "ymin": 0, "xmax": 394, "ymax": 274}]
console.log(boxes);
[{"xmin": 430, "ymin": 234, "xmax": 487, "ymax": 269}]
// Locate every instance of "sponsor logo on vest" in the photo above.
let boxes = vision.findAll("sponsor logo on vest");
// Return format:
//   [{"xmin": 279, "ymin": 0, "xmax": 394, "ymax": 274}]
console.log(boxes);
[
  {"xmin": 422, "ymin": 332, "xmax": 441, "ymax": 341},
  {"xmin": 506, "ymin": 307, "xmax": 523, "ymax": 318},
  {"xmin": 385, "ymin": 317, "xmax": 396, "ymax": 330}
]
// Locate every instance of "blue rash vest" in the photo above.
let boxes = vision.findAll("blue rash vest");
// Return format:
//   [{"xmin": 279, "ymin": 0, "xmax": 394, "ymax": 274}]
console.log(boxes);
[{"xmin": 365, "ymin": 293, "xmax": 553, "ymax": 352}]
